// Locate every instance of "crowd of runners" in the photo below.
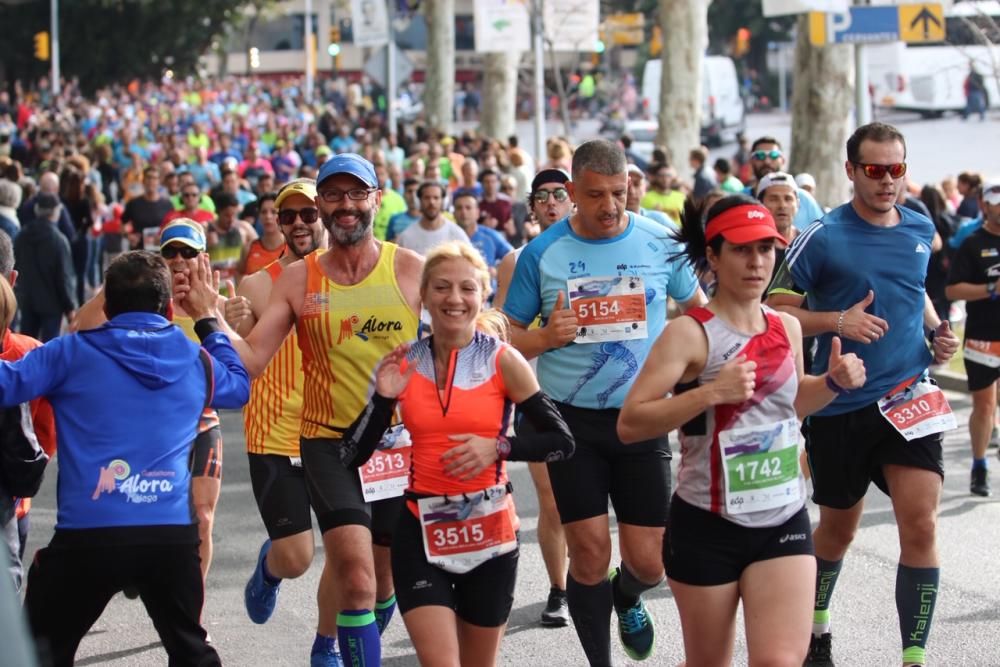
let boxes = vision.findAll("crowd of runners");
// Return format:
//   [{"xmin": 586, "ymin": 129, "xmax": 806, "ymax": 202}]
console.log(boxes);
[{"xmin": 0, "ymin": 77, "xmax": 998, "ymax": 667}]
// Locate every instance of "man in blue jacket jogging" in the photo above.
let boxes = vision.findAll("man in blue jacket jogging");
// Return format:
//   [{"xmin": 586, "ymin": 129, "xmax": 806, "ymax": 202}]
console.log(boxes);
[{"xmin": 0, "ymin": 250, "xmax": 249, "ymax": 667}]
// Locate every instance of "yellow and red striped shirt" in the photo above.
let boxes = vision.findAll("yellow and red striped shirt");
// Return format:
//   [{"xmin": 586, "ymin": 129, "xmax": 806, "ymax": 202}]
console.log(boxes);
[{"xmin": 243, "ymin": 260, "xmax": 304, "ymax": 456}]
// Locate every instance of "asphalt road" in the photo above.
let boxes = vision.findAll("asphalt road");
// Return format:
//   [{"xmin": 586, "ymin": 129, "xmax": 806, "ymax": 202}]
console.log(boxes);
[{"xmin": 19, "ymin": 385, "xmax": 1000, "ymax": 666}]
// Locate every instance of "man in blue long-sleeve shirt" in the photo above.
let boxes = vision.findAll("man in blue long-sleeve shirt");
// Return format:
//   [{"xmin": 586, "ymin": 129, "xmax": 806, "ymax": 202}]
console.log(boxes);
[{"xmin": 0, "ymin": 251, "xmax": 249, "ymax": 667}]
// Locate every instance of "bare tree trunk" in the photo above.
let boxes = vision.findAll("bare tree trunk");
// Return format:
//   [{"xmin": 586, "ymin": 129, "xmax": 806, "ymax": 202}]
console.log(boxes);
[
  {"xmin": 657, "ymin": 0, "xmax": 710, "ymax": 168},
  {"xmin": 424, "ymin": 0, "xmax": 455, "ymax": 134},
  {"xmin": 480, "ymin": 51, "xmax": 521, "ymax": 141},
  {"xmin": 790, "ymin": 15, "xmax": 853, "ymax": 209},
  {"xmin": 548, "ymin": 43, "xmax": 573, "ymax": 137}
]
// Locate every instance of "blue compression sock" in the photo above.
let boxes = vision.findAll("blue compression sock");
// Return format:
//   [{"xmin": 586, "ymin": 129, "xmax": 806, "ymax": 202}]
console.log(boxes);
[
  {"xmin": 337, "ymin": 609, "xmax": 380, "ymax": 666},
  {"xmin": 374, "ymin": 594, "xmax": 397, "ymax": 635}
]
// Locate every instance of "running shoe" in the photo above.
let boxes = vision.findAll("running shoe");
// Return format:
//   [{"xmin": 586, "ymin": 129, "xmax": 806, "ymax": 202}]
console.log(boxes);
[
  {"xmin": 540, "ymin": 587, "xmax": 570, "ymax": 627},
  {"xmin": 971, "ymin": 467, "xmax": 991, "ymax": 497},
  {"xmin": 609, "ymin": 568, "xmax": 655, "ymax": 661},
  {"xmin": 310, "ymin": 648, "xmax": 343, "ymax": 667},
  {"xmin": 804, "ymin": 632, "xmax": 835, "ymax": 666},
  {"xmin": 122, "ymin": 586, "xmax": 139, "ymax": 600},
  {"xmin": 245, "ymin": 540, "xmax": 280, "ymax": 624}
]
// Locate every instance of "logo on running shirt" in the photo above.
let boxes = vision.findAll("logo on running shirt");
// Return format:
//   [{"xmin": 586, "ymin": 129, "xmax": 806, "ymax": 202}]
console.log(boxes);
[
  {"xmin": 337, "ymin": 313, "xmax": 405, "ymax": 344},
  {"xmin": 91, "ymin": 458, "xmax": 176, "ymax": 504},
  {"xmin": 915, "ymin": 243, "xmax": 927, "ymax": 253},
  {"xmin": 303, "ymin": 292, "xmax": 330, "ymax": 317},
  {"xmin": 778, "ymin": 532, "xmax": 807, "ymax": 544}
]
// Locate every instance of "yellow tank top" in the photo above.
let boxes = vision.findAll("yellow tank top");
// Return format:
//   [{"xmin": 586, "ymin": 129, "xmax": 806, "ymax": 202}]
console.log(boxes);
[
  {"xmin": 243, "ymin": 261, "xmax": 304, "ymax": 456},
  {"xmin": 173, "ymin": 312, "xmax": 221, "ymax": 432},
  {"xmin": 297, "ymin": 243, "xmax": 418, "ymax": 439}
]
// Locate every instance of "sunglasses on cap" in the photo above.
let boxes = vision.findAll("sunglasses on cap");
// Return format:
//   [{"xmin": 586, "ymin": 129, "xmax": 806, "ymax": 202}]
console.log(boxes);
[
  {"xmin": 161, "ymin": 245, "xmax": 201, "ymax": 259},
  {"xmin": 532, "ymin": 188, "xmax": 570, "ymax": 204},
  {"xmin": 278, "ymin": 207, "xmax": 320, "ymax": 226},
  {"xmin": 751, "ymin": 149, "xmax": 782, "ymax": 161},
  {"xmin": 853, "ymin": 162, "xmax": 907, "ymax": 180}
]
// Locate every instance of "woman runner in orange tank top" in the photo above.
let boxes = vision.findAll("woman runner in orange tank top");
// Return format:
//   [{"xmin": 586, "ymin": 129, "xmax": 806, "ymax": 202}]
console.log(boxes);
[{"xmin": 336, "ymin": 241, "xmax": 575, "ymax": 666}]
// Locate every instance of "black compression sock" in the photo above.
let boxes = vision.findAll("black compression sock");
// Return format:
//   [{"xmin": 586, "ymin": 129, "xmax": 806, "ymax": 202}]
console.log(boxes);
[
  {"xmin": 567, "ymin": 573, "xmax": 613, "ymax": 667},
  {"xmin": 611, "ymin": 562, "xmax": 663, "ymax": 613}
]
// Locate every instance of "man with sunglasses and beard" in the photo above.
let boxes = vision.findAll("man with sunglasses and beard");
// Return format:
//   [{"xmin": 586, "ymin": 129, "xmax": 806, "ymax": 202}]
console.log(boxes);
[
  {"xmin": 224, "ymin": 180, "xmax": 346, "ymax": 665},
  {"xmin": 744, "ymin": 136, "xmax": 824, "ymax": 231},
  {"xmin": 766, "ymin": 123, "xmax": 959, "ymax": 667},
  {"xmin": 198, "ymin": 154, "xmax": 423, "ymax": 667}
]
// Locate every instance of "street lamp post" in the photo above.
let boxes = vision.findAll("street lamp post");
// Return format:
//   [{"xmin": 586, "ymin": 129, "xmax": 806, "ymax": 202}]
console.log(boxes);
[
  {"xmin": 50, "ymin": 0, "xmax": 60, "ymax": 96},
  {"xmin": 532, "ymin": 0, "xmax": 546, "ymax": 165},
  {"xmin": 305, "ymin": 0, "xmax": 314, "ymax": 102}
]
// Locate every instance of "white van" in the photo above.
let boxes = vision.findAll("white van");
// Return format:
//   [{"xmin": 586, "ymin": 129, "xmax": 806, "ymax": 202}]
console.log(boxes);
[
  {"xmin": 642, "ymin": 55, "xmax": 746, "ymax": 146},
  {"xmin": 868, "ymin": 1, "xmax": 1000, "ymax": 117}
]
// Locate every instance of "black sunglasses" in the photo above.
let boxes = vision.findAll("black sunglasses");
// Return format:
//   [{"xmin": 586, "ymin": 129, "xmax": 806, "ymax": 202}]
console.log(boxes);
[
  {"xmin": 532, "ymin": 188, "xmax": 570, "ymax": 203},
  {"xmin": 161, "ymin": 245, "xmax": 200, "ymax": 259},
  {"xmin": 278, "ymin": 207, "xmax": 320, "ymax": 226}
]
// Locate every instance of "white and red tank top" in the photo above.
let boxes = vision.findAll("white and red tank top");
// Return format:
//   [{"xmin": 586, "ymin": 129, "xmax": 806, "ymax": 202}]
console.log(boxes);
[{"xmin": 675, "ymin": 306, "xmax": 805, "ymax": 527}]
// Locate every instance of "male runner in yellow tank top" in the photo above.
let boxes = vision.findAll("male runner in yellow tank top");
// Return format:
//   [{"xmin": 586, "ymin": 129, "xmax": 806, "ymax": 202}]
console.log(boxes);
[
  {"xmin": 224, "ymin": 179, "xmax": 348, "ymax": 666},
  {"xmin": 189, "ymin": 155, "xmax": 423, "ymax": 667}
]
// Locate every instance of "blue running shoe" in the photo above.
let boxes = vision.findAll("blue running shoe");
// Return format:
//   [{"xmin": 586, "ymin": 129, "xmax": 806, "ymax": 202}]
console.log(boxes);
[
  {"xmin": 609, "ymin": 568, "xmax": 655, "ymax": 661},
  {"xmin": 245, "ymin": 540, "xmax": 280, "ymax": 624},
  {"xmin": 310, "ymin": 648, "xmax": 343, "ymax": 667}
]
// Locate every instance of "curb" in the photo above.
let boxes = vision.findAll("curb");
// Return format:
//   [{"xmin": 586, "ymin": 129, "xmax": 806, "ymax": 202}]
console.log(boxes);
[{"xmin": 932, "ymin": 368, "xmax": 969, "ymax": 393}]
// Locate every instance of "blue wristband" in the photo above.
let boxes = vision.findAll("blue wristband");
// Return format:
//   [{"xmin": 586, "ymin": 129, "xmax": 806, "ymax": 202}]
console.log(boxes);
[{"xmin": 825, "ymin": 374, "xmax": 849, "ymax": 395}]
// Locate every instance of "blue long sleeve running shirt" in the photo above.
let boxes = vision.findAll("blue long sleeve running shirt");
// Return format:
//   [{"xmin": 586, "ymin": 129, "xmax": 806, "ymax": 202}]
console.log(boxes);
[{"xmin": 0, "ymin": 312, "xmax": 249, "ymax": 534}]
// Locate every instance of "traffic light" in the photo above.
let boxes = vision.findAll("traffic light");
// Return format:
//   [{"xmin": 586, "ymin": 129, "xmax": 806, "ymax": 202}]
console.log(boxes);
[
  {"xmin": 34, "ymin": 31, "xmax": 50, "ymax": 61},
  {"xmin": 249, "ymin": 47, "xmax": 261, "ymax": 69},
  {"xmin": 328, "ymin": 25, "xmax": 341, "ymax": 65},
  {"xmin": 734, "ymin": 27, "xmax": 751, "ymax": 58}
]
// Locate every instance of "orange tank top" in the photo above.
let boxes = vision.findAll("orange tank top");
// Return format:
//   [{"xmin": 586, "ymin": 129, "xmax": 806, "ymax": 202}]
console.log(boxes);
[
  {"xmin": 244, "ymin": 238, "xmax": 286, "ymax": 276},
  {"xmin": 399, "ymin": 332, "xmax": 514, "ymax": 497},
  {"xmin": 296, "ymin": 243, "xmax": 419, "ymax": 438},
  {"xmin": 243, "ymin": 260, "xmax": 304, "ymax": 456}
]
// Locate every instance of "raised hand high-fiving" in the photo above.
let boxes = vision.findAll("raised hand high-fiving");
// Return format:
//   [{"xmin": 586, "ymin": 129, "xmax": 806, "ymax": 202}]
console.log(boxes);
[{"xmin": 374, "ymin": 343, "xmax": 416, "ymax": 399}]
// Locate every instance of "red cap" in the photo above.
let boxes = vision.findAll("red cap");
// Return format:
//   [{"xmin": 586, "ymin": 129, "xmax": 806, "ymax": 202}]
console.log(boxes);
[{"xmin": 705, "ymin": 204, "xmax": 785, "ymax": 244}]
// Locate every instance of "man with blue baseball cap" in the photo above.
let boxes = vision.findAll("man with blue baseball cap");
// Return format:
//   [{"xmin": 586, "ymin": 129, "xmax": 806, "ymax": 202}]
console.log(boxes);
[{"xmin": 198, "ymin": 154, "xmax": 425, "ymax": 666}]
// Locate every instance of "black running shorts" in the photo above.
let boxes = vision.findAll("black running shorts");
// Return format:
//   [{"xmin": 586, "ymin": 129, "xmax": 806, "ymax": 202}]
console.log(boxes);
[
  {"xmin": 247, "ymin": 453, "xmax": 313, "ymax": 540},
  {"xmin": 391, "ymin": 508, "xmax": 518, "ymax": 627},
  {"xmin": 664, "ymin": 495, "xmax": 813, "ymax": 586},
  {"xmin": 299, "ymin": 436, "xmax": 403, "ymax": 543},
  {"xmin": 804, "ymin": 401, "xmax": 945, "ymax": 510},
  {"xmin": 531, "ymin": 401, "xmax": 671, "ymax": 526},
  {"xmin": 965, "ymin": 356, "xmax": 1000, "ymax": 392}
]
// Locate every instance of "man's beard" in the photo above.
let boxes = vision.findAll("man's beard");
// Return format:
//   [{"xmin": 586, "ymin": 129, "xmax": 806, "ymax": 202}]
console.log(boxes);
[
  {"xmin": 322, "ymin": 209, "xmax": 373, "ymax": 247},
  {"xmin": 283, "ymin": 229, "xmax": 320, "ymax": 259}
]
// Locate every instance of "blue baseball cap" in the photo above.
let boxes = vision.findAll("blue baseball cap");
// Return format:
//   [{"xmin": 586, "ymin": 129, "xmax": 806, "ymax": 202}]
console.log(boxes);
[
  {"xmin": 160, "ymin": 219, "xmax": 207, "ymax": 252},
  {"xmin": 316, "ymin": 153, "xmax": 378, "ymax": 189}
]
